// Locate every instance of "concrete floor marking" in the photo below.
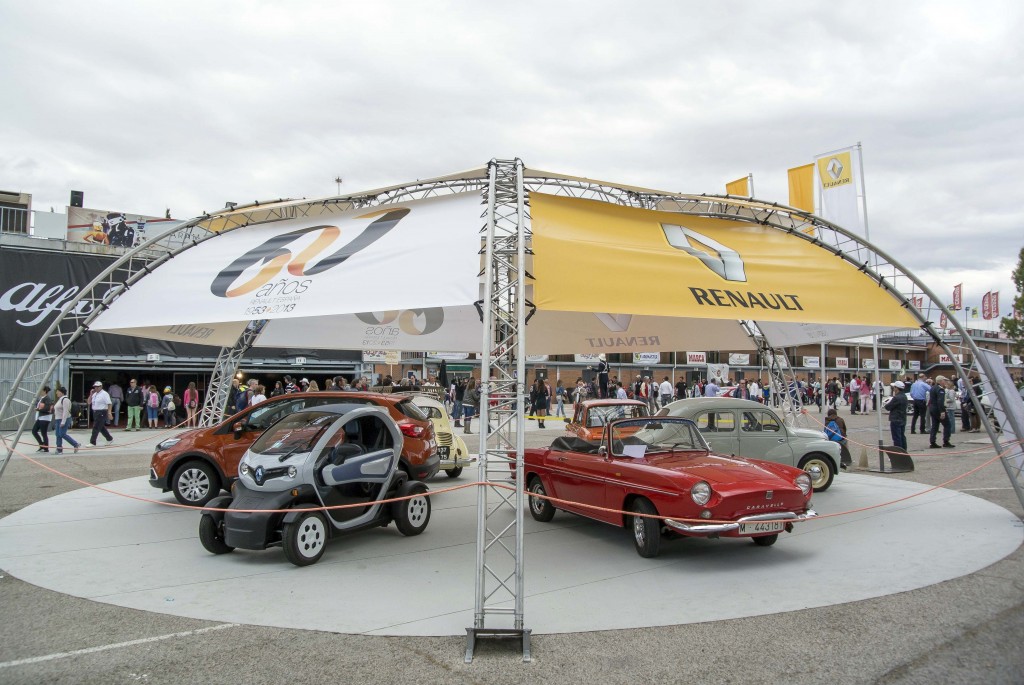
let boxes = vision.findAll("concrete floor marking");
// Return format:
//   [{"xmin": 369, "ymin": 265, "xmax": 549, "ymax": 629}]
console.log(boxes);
[{"xmin": 0, "ymin": 623, "xmax": 238, "ymax": 669}]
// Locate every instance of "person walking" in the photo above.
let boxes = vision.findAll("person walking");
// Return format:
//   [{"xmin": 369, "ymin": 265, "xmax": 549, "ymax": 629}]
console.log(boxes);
[
  {"xmin": 659, "ymin": 376, "xmax": 674, "ymax": 408},
  {"xmin": 554, "ymin": 380, "xmax": 567, "ymax": 418},
  {"xmin": 52, "ymin": 387, "xmax": 80, "ymax": 454},
  {"xmin": 125, "ymin": 379, "xmax": 143, "ymax": 431},
  {"xmin": 146, "ymin": 384, "xmax": 160, "ymax": 428},
  {"xmin": 928, "ymin": 375, "xmax": 955, "ymax": 448},
  {"xmin": 848, "ymin": 376, "xmax": 861, "ymax": 415},
  {"xmin": 108, "ymin": 381, "xmax": 124, "ymax": 428},
  {"xmin": 453, "ymin": 379, "xmax": 465, "ymax": 427},
  {"xmin": 462, "ymin": 378, "xmax": 479, "ymax": 434},
  {"xmin": 32, "ymin": 385, "xmax": 54, "ymax": 452},
  {"xmin": 183, "ymin": 381, "xmax": 200, "ymax": 428},
  {"xmin": 89, "ymin": 381, "xmax": 114, "ymax": 446},
  {"xmin": 909, "ymin": 374, "xmax": 929, "ymax": 434},
  {"xmin": 160, "ymin": 386, "xmax": 177, "ymax": 428},
  {"xmin": 530, "ymin": 379, "xmax": 549, "ymax": 428},
  {"xmin": 884, "ymin": 380, "xmax": 908, "ymax": 451}
]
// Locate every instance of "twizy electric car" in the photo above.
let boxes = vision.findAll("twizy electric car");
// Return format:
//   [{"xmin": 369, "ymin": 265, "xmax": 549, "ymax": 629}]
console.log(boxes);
[{"xmin": 199, "ymin": 404, "xmax": 431, "ymax": 566}]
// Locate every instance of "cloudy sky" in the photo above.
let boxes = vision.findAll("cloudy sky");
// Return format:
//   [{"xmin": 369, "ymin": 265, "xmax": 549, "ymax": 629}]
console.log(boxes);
[{"xmin": 2, "ymin": 1, "xmax": 1021, "ymax": 326}]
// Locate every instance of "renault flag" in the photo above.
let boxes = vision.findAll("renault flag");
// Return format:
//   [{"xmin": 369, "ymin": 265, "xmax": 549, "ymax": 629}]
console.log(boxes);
[
  {"xmin": 814, "ymin": 146, "xmax": 863, "ymax": 234},
  {"xmin": 531, "ymin": 193, "xmax": 917, "ymax": 332}
]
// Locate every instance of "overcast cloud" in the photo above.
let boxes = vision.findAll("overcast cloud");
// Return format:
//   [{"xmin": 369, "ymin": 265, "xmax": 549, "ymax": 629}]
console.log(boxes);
[{"xmin": 1, "ymin": 1, "xmax": 1021, "ymax": 323}]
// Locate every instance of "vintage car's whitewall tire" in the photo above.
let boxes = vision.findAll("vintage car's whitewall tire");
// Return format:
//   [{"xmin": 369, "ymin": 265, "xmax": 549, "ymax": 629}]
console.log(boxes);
[
  {"xmin": 393, "ymin": 482, "xmax": 431, "ymax": 536},
  {"xmin": 198, "ymin": 513, "xmax": 234, "ymax": 555},
  {"xmin": 798, "ymin": 454, "xmax": 835, "ymax": 492},
  {"xmin": 527, "ymin": 477, "xmax": 556, "ymax": 522},
  {"xmin": 173, "ymin": 460, "xmax": 220, "ymax": 507},
  {"xmin": 630, "ymin": 498, "xmax": 661, "ymax": 558},
  {"xmin": 283, "ymin": 511, "xmax": 328, "ymax": 566}
]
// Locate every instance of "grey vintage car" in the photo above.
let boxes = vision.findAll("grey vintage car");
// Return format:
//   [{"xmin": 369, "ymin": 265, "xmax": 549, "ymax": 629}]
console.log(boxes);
[{"xmin": 657, "ymin": 397, "xmax": 841, "ymax": 491}]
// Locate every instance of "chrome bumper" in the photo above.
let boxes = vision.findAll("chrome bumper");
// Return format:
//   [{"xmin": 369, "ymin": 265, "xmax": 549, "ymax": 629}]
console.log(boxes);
[{"xmin": 663, "ymin": 509, "xmax": 818, "ymax": 535}]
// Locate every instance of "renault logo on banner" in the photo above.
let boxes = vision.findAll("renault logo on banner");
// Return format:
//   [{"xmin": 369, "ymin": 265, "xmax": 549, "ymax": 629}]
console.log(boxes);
[
  {"xmin": 817, "ymin": 152, "xmax": 853, "ymax": 189},
  {"xmin": 661, "ymin": 224, "xmax": 747, "ymax": 282}
]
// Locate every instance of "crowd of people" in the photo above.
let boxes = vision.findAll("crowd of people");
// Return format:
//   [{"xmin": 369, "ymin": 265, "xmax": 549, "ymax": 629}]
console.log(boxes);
[{"xmin": 26, "ymin": 367, "xmax": 1020, "ymax": 454}]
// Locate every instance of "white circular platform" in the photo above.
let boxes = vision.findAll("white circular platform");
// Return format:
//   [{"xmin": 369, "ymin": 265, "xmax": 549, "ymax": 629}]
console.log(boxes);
[{"xmin": 0, "ymin": 474, "xmax": 1020, "ymax": 636}]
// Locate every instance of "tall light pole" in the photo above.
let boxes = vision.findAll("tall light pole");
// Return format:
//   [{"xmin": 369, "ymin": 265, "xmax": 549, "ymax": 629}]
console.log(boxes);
[{"xmin": 334, "ymin": 176, "xmax": 343, "ymax": 195}]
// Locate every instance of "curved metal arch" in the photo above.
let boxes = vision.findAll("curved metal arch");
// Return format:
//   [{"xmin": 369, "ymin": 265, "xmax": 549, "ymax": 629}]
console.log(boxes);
[{"xmin": 0, "ymin": 178, "xmax": 487, "ymax": 477}]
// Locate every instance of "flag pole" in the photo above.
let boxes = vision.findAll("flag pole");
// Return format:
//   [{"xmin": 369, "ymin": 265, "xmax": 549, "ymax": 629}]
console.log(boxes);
[
  {"xmin": 748, "ymin": 173, "xmax": 755, "ymax": 198},
  {"xmin": 857, "ymin": 142, "xmax": 886, "ymax": 469}
]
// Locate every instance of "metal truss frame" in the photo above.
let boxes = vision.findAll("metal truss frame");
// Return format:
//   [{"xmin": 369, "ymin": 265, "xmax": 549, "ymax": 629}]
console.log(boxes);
[
  {"xmin": 2, "ymin": 162, "xmax": 1021, "ymax": 655},
  {"xmin": 466, "ymin": 159, "xmax": 531, "ymax": 662},
  {"xmin": 198, "ymin": 320, "xmax": 268, "ymax": 427}
]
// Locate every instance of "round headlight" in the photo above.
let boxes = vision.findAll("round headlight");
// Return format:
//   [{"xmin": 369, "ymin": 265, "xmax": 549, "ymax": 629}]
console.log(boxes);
[
  {"xmin": 796, "ymin": 473, "xmax": 812, "ymax": 496},
  {"xmin": 240, "ymin": 462, "xmax": 250, "ymax": 477},
  {"xmin": 287, "ymin": 465, "xmax": 297, "ymax": 478},
  {"xmin": 691, "ymin": 481, "xmax": 712, "ymax": 506}
]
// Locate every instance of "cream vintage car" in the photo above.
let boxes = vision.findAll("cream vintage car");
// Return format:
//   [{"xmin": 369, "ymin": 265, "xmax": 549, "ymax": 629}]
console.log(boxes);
[
  {"xmin": 657, "ymin": 397, "xmax": 841, "ymax": 491},
  {"xmin": 408, "ymin": 394, "xmax": 476, "ymax": 478}
]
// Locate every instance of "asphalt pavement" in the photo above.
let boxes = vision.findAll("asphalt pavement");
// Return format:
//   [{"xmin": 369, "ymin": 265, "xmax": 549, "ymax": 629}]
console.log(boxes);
[{"xmin": 0, "ymin": 407, "xmax": 1022, "ymax": 685}]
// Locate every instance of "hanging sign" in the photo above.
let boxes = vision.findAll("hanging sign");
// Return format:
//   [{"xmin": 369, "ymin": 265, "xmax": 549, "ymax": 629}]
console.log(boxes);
[
  {"xmin": 526, "ymin": 355, "xmax": 549, "ymax": 363},
  {"xmin": 574, "ymin": 353, "xmax": 601, "ymax": 363},
  {"xmin": 835, "ymin": 357, "xmax": 849, "ymax": 369},
  {"xmin": 863, "ymin": 359, "xmax": 875, "ymax": 369},
  {"xmin": 909, "ymin": 360, "xmax": 921, "ymax": 371},
  {"xmin": 706, "ymin": 363, "xmax": 730, "ymax": 384},
  {"xmin": 728, "ymin": 353, "xmax": 750, "ymax": 365},
  {"xmin": 633, "ymin": 352, "xmax": 660, "ymax": 364},
  {"xmin": 888, "ymin": 359, "xmax": 902, "ymax": 370},
  {"xmin": 939, "ymin": 354, "xmax": 964, "ymax": 364},
  {"xmin": 802, "ymin": 356, "xmax": 820, "ymax": 368},
  {"xmin": 363, "ymin": 350, "xmax": 401, "ymax": 364},
  {"xmin": 428, "ymin": 352, "xmax": 470, "ymax": 360},
  {"xmin": 1011, "ymin": 355, "xmax": 1022, "ymax": 366},
  {"xmin": 686, "ymin": 352, "xmax": 707, "ymax": 365}
]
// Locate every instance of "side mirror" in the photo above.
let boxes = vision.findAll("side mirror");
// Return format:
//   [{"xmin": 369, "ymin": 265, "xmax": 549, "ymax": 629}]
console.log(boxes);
[
  {"xmin": 598, "ymin": 446, "xmax": 608, "ymax": 457},
  {"xmin": 232, "ymin": 421, "xmax": 244, "ymax": 439}
]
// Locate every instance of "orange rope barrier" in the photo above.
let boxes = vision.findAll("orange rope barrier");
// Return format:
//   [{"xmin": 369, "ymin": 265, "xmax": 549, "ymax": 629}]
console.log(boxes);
[{"xmin": 5, "ymin": 438, "xmax": 1018, "ymax": 526}]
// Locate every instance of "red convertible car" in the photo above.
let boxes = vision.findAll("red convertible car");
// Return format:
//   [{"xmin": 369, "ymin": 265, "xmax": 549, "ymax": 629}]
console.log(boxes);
[{"xmin": 523, "ymin": 416, "xmax": 817, "ymax": 557}]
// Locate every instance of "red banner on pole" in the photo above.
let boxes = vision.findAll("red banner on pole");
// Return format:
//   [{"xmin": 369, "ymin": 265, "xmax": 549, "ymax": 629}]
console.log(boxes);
[
  {"xmin": 982, "ymin": 291, "xmax": 992, "ymax": 319},
  {"xmin": 939, "ymin": 311, "xmax": 947, "ymax": 329},
  {"xmin": 953, "ymin": 283, "xmax": 962, "ymax": 310},
  {"xmin": 991, "ymin": 291, "xmax": 999, "ymax": 317}
]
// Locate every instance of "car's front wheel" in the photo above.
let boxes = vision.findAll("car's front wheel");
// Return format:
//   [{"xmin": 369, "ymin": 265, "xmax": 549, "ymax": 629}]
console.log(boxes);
[
  {"xmin": 393, "ymin": 482, "xmax": 431, "ymax": 536},
  {"xmin": 629, "ymin": 498, "xmax": 661, "ymax": 558},
  {"xmin": 172, "ymin": 459, "xmax": 220, "ymax": 507},
  {"xmin": 527, "ymin": 477, "xmax": 555, "ymax": 522},
  {"xmin": 283, "ymin": 511, "xmax": 328, "ymax": 566},
  {"xmin": 798, "ymin": 454, "xmax": 835, "ymax": 492},
  {"xmin": 198, "ymin": 513, "xmax": 234, "ymax": 555}
]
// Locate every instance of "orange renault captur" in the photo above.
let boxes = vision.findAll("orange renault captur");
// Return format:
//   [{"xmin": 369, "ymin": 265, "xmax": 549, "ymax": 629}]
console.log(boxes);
[{"xmin": 150, "ymin": 391, "xmax": 437, "ymax": 506}]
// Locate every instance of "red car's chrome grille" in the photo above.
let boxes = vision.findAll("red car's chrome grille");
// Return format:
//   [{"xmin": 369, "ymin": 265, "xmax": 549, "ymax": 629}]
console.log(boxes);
[{"xmin": 714, "ymin": 485, "xmax": 807, "ymax": 519}]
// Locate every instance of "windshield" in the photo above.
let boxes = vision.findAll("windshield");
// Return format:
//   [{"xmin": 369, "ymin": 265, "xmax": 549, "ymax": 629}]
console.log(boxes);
[
  {"xmin": 250, "ymin": 411, "xmax": 336, "ymax": 456},
  {"xmin": 586, "ymin": 403, "xmax": 649, "ymax": 427},
  {"xmin": 609, "ymin": 418, "xmax": 708, "ymax": 458}
]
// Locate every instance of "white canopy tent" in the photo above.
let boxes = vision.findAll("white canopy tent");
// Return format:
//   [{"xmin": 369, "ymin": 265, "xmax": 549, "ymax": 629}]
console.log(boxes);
[{"xmin": 2, "ymin": 159, "xmax": 1020, "ymax": 663}]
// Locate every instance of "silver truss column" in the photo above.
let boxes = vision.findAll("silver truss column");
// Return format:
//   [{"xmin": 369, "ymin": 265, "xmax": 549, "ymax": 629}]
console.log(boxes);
[
  {"xmin": 741, "ymin": 321, "xmax": 805, "ymax": 422},
  {"xmin": 199, "ymin": 320, "xmax": 268, "ymax": 427},
  {"xmin": 466, "ymin": 158, "xmax": 531, "ymax": 663}
]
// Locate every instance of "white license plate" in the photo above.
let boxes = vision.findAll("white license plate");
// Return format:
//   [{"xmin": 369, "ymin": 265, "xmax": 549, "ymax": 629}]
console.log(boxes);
[{"xmin": 738, "ymin": 520, "xmax": 785, "ymax": 535}]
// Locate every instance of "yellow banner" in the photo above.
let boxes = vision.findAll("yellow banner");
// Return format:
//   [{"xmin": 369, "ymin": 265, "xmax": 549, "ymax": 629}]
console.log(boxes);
[
  {"xmin": 725, "ymin": 176, "xmax": 749, "ymax": 197},
  {"xmin": 816, "ymin": 151, "xmax": 853, "ymax": 189},
  {"xmin": 531, "ymin": 193, "xmax": 918, "ymax": 329},
  {"xmin": 787, "ymin": 163, "xmax": 814, "ymax": 212}
]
